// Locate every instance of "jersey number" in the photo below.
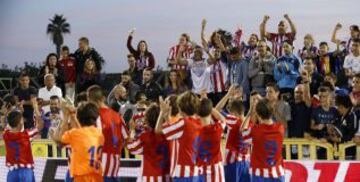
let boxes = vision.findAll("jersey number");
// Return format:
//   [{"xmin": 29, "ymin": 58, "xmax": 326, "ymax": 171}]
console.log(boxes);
[
  {"xmin": 264, "ymin": 140, "xmax": 278, "ymax": 166},
  {"xmin": 9, "ymin": 142, "xmax": 20, "ymax": 161},
  {"xmin": 88, "ymin": 145, "xmax": 103, "ymax": 169}
]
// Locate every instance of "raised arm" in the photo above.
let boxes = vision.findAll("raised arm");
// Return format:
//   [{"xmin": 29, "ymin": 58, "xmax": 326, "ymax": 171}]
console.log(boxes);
[
  {"xmin": 211, "ymin": 108, "xmax": 226, "ymax": 125},
  {"xmin": 155, "ymin": 96, "xmax": 170, "ymax": 134},
  {"xmin": 127, "ymin": 29, "xmax": 137, "ymax": 54},
  {"xmin": 260, "ymin": 15, "xmax": 270, "ymax": 40},
  {"xmin": 31, "ymin": 98, "xmax": 44, "ymax": 131},
  {"xmin": 284, "ymin": 14, "xmax": 297, "ymax": 36},
  {"xmin": 331, "ymin": 23, "xmax": 342, "ymax": 44},
  {"xmin": 215, "ymin": 85, "xmax": 236, "ymax": 111},
  {"xmin": 303, "ymin": 82, "xmax": 312, "ymax": 107},
  {"xmin": 201, "ymin": 19, "xmax": 209, "ymax": 50}
]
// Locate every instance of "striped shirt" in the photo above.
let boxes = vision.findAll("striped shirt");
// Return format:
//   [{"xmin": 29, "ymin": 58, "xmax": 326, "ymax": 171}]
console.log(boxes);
[
  {"xmin": 223, "ymin": 114, "xmax": 252, "ymax": 165},
  {"xmin": 3, "ymin": 128, "xmax": 38, "ymax": 170},
  {"xmin": 127, "ymin": 128, "xmax": 170, "ymax": 182},
  {"xmin": 99, "ymin": 107, "xmax": 129, "ymax": 177},
  {"xmin": 210, "ymin": 60, "xmax": 228, "ymax": 93},
  {"xmin": 168, "ymin": 45, "xmax": 193, "ymax": 70},
  {"xmin": 198, "ymin": 122, "xmax": 226, "ymax": 182},
  {"xmin": 267, "ymin": 33, "xmax": 295, "ymax": 58},
  {"xmin": 162, "ymin": 117, "xmax": 202, "ymax": 178},
  {"xmin": 243, "ymin": 123, "xmax": 285, "ymax": 178}
]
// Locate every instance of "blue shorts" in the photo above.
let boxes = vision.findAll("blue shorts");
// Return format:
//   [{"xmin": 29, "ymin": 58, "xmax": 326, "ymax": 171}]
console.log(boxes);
[
  {"xmin": 172, "ymin": 175, "xmax": 205, "ymax": 182},
  {"xmin": 65, "ymin": 170, "xmax": 73, "ymax": 182},
  {"xmin": 7, "ymin": 168, "xmax": 35, "ymax": 182},
  {"xmin": 251, "ymin": 175, "xmax": 285, "ymax": 182},
  {"xmin": 224, "ymin": 160, "xmax": 250, "ymax": 182},
  {"xmin": 104, "ymin": 177, "xmax": 120, "ymax": 182}
]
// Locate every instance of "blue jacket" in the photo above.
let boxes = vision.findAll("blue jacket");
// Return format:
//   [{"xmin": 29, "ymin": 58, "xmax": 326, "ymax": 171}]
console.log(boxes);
[{"xmin": 274, "ymin": 54, "xmax": 300, "ymax": 89}]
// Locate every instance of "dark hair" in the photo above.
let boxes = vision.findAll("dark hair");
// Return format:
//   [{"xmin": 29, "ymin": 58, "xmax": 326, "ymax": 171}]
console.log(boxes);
[
  {"xmin": 3, "ymin": 95, "xmax": 16, "ymax": 108},
  {"xmin": 319, "ymin": 42, "xmax": 328, "ymax": 47},
  {"xmin": 325, "ymin": 72, "xmax": 337, "ymax": 80},
  {"xmin": 354, "ymin": 73, "xmax": 360, "ymax": 79},
  {"xmin": 137, "ymin": 40, "xmax": 149, "ymax": 53},
  {"xmin": 266, "ymin": 83, "xmax": 280, "ymax": 93},
  {"xmin": 255, "ymin": 99, "xmax": 272, "ymax": 120},
  {"xmin": 353, "ymin": 38, "xmax": 360, "ymax": 44},
  {"xmin": 79, "ymin": 37, "xmax": 89, "ymax": 44},
  {"xmin": 143, "ymin": 67, "xmax": 153, "ymax": 74},
  {"xmin": 303, "ymin": 57, "xmax": 316, "ymax": 65},
  {"xmin": 127, "ymin": 53, "xmax": 135, "ymax": 58},
  {"xmin": 46, "ymin": 53, "xmax": 58, "ymax": 65},
  {"xmin": 50, "ymin": 95, "xmax": 60, "ymax": 102},
  {"xmin": 76, "ymin": 102, "xmax": 99, "ymax": 127},
  {"xmin": 7, "ymin": 111, "xmax": 22, "ymax": 128},
  {"xmin": 19, "ymin": 72, "xmax": 30, "ymax": 78},
  {"xmin": 122, "ymin": 70, "xmax": 130, "ymax": 76},
  {"xmin": 227, "ymin": 99, "xmax": 244, "ymax": 116},
  {"xmin": 0, "ymin": 98, "xmax": 3, "ymax": 110},
  {"xmin": 87, "ymin": 85, "xmax": 105, "ymax": 102},
  {"xmin": 61, "ymin": 46, "xmax": 69, "ymax": 52},
  {"xmin": 321, "ymin": 81, "xmax": 335, "ymax": 92},
  {"xmin": 145, "ymin": 104, "xmax": 160, "ymax": 129},
  {"xmin": 181, "ymin": 33, "xmax": 190, "ymax": 42},
  {"xmin": 198, "ymin": 98, "xmax": 213, "ymax": 117},
  {"xmin": 168, "ymin": 95, "xmax": 179, "ymax": 116},
  {"xmin": 135, "ymin": 91, "xmax": 146, "ymax": 102},
  {"xmin": 335, "ymin": 95, "xmax": 352, "ymax": 108},
  {"xmin": 250, "ymin": 90, "xmax": 260, "ymax": 96},
  {"xmin": 350, "ymin": 25, "xmax": 360, "ymax": 32},
  {"xmin": 76, "ymin": 92, "xmax": 88, "ymax": 105},
  {"xmin": 177, "ymin": 91, "xmax": 200, "ymax": 116},
  {"xmin": 318, "ymin": 86, "xmax": 330, "ymax": 93},
  {"xmin": 229, "ymin": 47, "xmax": 240, "ymax": 55}
]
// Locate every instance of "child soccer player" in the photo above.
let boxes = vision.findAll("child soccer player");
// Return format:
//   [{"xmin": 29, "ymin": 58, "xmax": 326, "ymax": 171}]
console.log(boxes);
[
  {"xmin": 4, "ymin": 98, "xmax": 43, "ymax": 182},
  {"xmin": 215, "ymin": 85, "xmax": 252, "ymax": 182},
  {"xmin": 87, "ymin": 85, "xmax": 129, "ymax": 181},
  {"xmin": 242, "ymin": 98, "xmax": 285, "ymax": 182},
  {"xmin": 156, "ymin": 91, "xmax": 204, "ymax": 182},
  {"xmin": 127, "ymin": 104, "xmax": 170, "ymax": 182},
  {"xmin": 197, "ymin": 98, "xmax": 226, "ymax": 182},
  {"xmin": 52, "ymin": 102, "xmax": 105, "ymax": 182}
]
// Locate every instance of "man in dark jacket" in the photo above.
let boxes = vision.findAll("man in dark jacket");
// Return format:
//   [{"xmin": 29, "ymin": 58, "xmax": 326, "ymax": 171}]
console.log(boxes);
[
  {"xmin": 140, "ymin": 68, "xmax": 162, "ymax": 102},
  {"xmin": 73, "ymin": 37, "xmax": 105, "ymax": 75}
]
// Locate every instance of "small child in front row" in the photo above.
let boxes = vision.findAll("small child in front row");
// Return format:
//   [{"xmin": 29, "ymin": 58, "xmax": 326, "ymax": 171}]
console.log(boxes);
[
  {"xmin": 242, "ymin": 98, "xmax": 285, "ymax": 182},
  {"xmin": 197, "ymin": 98, "xmax": 227, "ymax": 182},
  {"xmin": 4, "ymin": 99, "xmax": 43, "ymax": 182},
  {"xmin": 52, "ymin": 102, "xmax": 105, "ymax": 182},
  {"xmin": 127, "ymin": 104, "xmax": 171, "ymax": 182}
]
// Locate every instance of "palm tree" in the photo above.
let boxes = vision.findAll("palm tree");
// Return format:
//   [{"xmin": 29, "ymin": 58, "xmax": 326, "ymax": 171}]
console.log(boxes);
[{"xmin": 47, "ymin": 14, "xmax": 70, "ymax": 56}]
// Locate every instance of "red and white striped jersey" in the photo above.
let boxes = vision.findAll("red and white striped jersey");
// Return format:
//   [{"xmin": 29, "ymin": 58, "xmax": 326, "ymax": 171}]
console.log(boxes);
[
  {"xmin": 243, "ymin": 122, "xmax": 285, "ymax": 178},
  {"xmin": 210, "ymin": 60, "xmax": 228, "ymax": 93},
  {"xmin": 132, "ymin": 112, "xmax": 145, "ymax": 135},
  {"xmin": 198, "ymin": 122, "xmax": 225, "ymax": 182},
  {"xmin": 127, "ymin": 128, "xmax": 170, "ymax": 182},
  {"xmin": 223, "ymin": 114, "xmax": 252, "ymax": 165},
  {"xmin": 268, "ymin": 33, "xmax": 295, "ymax": 58},
  {"xmin": 3, "ymin": 128, "xmax": 38, "ymax": 170},
  {"xmin": 168, "ymin": 45, "xmax": 193, "ymax": 70},
  {"xmin": 162, "ymin": 117, "xmax": 202, "ymax": 178},
  {"xmin": 98, "ymin": 107, "xmax": 129, "ymax": 177}
]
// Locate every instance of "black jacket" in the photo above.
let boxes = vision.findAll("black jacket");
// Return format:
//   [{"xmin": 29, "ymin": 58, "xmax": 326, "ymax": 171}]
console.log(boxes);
[
  {"xmin": 141, "ymin": 81, "xmax": 162, "ymax": 102},
  {"xmin": 73, "ymin": 48, "xmax": 105, "ymax": 74}
]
